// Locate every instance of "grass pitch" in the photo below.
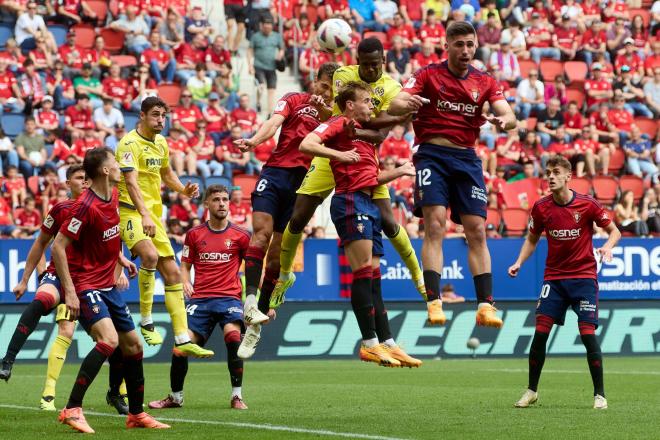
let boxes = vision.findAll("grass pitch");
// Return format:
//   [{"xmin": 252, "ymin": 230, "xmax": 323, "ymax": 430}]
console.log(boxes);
[{"xmin": 0, "ymin": 357, "xmax": 658, "ymax": 439}]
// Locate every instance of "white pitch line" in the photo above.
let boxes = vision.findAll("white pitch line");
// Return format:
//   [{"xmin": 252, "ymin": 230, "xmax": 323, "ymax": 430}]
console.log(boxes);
[
  {"xmin": 0, "ymin": 404, "xmax": 411, "ymax": 440},
  {"xmin": 485, "ymin": 368, "xmax": 660, "ymax": 375}
]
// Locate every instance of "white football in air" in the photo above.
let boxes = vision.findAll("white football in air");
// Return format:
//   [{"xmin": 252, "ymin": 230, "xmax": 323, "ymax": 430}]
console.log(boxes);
[
  {"xmin": 316, "ymin": 19, "xmax": 352, "ymax": 54},
  {"xmin": 467, "ymin": 337, "xmax": 480, "ymax": 349}
]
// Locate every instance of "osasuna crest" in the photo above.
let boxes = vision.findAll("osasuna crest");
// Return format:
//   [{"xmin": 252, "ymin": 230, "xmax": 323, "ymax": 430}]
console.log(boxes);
[
  {"xmin": 357, "ymin": 223, "xmax": 364, "ymax": 233},
  {"xmin": 573, "ymin": 211, "xmax": 581, "ymax": 223},
  {"xmin": 225, "ymin": 239, "xmax": 232, "ymax": 248},
  {"xmin": 92, "ymin": 304, "xmax": 100, "ymax": 314},
  {"xmin": 471, "ymin": 89, "xmax": 480, "ymax": 101}
]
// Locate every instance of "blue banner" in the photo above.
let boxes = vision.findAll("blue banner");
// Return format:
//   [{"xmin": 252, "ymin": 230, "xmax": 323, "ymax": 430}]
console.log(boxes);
[{"xmin": 0, "ymin": 238, "xmax": 658, "ymax": 303}]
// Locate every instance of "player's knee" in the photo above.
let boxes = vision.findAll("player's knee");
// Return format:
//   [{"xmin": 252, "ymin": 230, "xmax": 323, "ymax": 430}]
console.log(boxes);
[
  {"xmin": 251, "ymin": 230, "xmax": 271, "ymax": 250},
  {"xmin": 97, "ymin": 334, "xmax": 119, "ymax": 349},
  {"xmin": 140, "ymin": 249, "xmax": 159, "ymax": 268},
  {"xmin": 380, "ymin": 213, "xmax": 398, "ymax": 237},
  {"xmin": 425, "ymin": 217, "xmax": 446, "ymax": 240},
  {"xmin": 120, "ymin": 335, "xmax": 143, "ymax": 356},
  {"xmin": 162, "ymin": 267, "xmax": 181, "ymax": 285},
  {"xmin": 464, "ymin": 222, "xmax": 487, "ymax": 245}
]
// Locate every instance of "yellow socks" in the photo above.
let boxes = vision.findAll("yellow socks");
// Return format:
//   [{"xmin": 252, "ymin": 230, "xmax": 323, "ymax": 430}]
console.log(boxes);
[
  {"xmin": 138, "ymin": 267, "xmax": 157, "ymax": 325},
  {"xmin": 388, "ymin": 225, "xmax": 423, "ymax": 283},
  {"xmin": 42, "ymin": 335, "xmax": 71, "ymax": 397},
  {"xmin": 164, "ymin": 283, "xmax": 189, "ymax": 343},
  {"xmin": 279, "ymin": 224, "xmax": 303, "ymax": 275}
]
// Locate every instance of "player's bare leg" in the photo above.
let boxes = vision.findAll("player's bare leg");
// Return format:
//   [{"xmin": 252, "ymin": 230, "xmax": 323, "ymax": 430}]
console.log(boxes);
[
  {"xmin": 420, "ymin": 205, "xmax": 447, "ymax": 325},
  {"xmin": 272, "ymin": 194, "xmax": 323, "ymax": 307},
  {"xmin": 460, "ymin": 214, "xmax": 502, "ymax": 328},
  {"xmin": 374, "ymin": 198, "xmax": 426, "ymax": 299}
]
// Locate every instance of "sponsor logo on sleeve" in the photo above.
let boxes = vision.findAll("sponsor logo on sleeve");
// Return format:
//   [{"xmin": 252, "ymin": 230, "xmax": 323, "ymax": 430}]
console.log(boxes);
[
  {"xmin": 404, "ymin": 78, "xmax": 416, "ymax": 89},
  {"xmin": 43, "ymin": 215, "xmax": 54, "ymax": 229},
  {"xmin": 122, "ymin": 152, "xmax": 133, "ymax": 165},
  {"xmin": 315, "ymin": 123, "xmax": 329, "ymax": 134},
  {"xmin": 67, "ymin": 217, "xmax": 82, "ymax": 234},
  {"xmin": 182, "ymin": 245, "xmax": 189, "ymax": 258},
  {"xmin": 275, "ymin": 100, "xmax": 286, "ymax": 112}
]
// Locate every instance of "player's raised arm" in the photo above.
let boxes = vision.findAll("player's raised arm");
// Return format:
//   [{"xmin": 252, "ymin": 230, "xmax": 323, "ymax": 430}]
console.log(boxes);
[
  {"xmin": 300, "ymin": 131, "xmax": 359, "ymax": 163},
  {"xmin": 51, "ymin": 233, "xmax": 78, "ymax": 319},
  {"xmin": 12, "ymin": 231, "xmax": 52, "ymax": 299},
  {"xmin": 235, "ymin": 113, "xmax": 286, "ymax": 152},
  {"xmin": 488, "ymin": 99, "xmax": 518, "ymax": 131},
  {"xmin": 377, "ymin": 160, "xmax": 415, "ymax": 185},
  {"xmin": 508, "ymin": 231, "xmax": 542, "ymax": 277}
]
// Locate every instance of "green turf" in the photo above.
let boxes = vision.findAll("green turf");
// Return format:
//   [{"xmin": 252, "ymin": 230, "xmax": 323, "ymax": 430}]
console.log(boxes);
[{"xmin": 1, "ymin": 357, "xmax": 659, "ymax": 439}]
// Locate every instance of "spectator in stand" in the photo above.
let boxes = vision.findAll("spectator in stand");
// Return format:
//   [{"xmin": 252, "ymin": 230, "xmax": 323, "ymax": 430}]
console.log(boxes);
[
  {"xmin": 615, "ymin": 39, "xmax": 644, "ymax": 79},
  {"xmin": 175, "ymin": 33, "xmax": 208, "ymax": 83},
  {"xmin": 400, "ymin": 0, "xmax": 425, "ymax": 28},
  {"xmin": 412, "ymin": 39, "xmax": 440, "ymax": 70},
  {"xmin": 224, "ymin": 0, "xmax": 247, "ymax": 52},
  {"xmin": 128, "ymin": 64, "xmax": 158, "ymax": 112},
  {"xmin": 585, "ymin": 63, "xmax": 614, "ymax": 112},
  {"xmin": 159, "ymin": 9, "xmax": 185, "ymax": 52},
  {"xmin": 544, "ymin": 75, "xmax": 567, "ymax": 107},
  {"xmin": 58, "ymin": 30, "xmax": 85, "ymax": 79},
  {"xmin": 381, "ymin": 125, "xmax": 412, "ymax": 164},
  {"xmin": 645, "ymin": 41, "xmax": 660, "ymax": 78},
  {"xmin": 641, "ymin": 188, "xmax": 660, "ymax": 234},
  {"xmin": 15, "ymin": 116, "xmax": 51, "ymax": 177},
  {"xmin": 14, "ymin": 196, "xmax": 41, "ymax": 237},
  {"xmin": 629, "ymin": 14, "xmax": 649, "ymax": 57},
  {"xmin": 1, "ymin": 38, "xmax": 25, "ymax": 75},
  {"xmin": 578, "ymin": 18, "xmax": 607, "ymax": 67},
  {"xmin": 382, "ymin": 156, "xmax": 413, "ymax": 213},
  {"xmin": 0, "ymin": 58, "xmax": 24, "ymax": 115},
  {"xmin": 94, "ymin": 97, "xmax": 125, "ymax": 139},
  {"xmin": 590, "ymin": 102, "xmax": 619, "ymax": 152},
  {"xmin": 386, "ymin": 36, "xmax": 412, "ymax": 84},
  {"xmin": 110, "ymin": 5, "xmax": 151, "ymax": 55},
  {"xmin": 141, "ymin": 31, "xmax": 176, "ymax": 84},
  {"xmin": 18, "ymin": 58, "xmax": 46, "ymax": 113},
  {"xmin": 55, "ymin": 0, "xmax": 96, "ymax": 26},
  {"xmin": 608, "ymin": 93, "xmax": 634, "ymax": 145},
  {"xmin": 487, "ymin": 166, "xmax": 507, "ymax": 209},
  {"xmin": 187, "ymin": 63, "xmax": 212, "ymax": 110},
  {"xmin": 489, "ymin": 36, "xmax": 519, "ymax": 84},
  {"xmin": 614, "ymin": 65, "xmax": 653, "ymax": 118},
  {"xmin": 516, "ymin": 69, "xmax": 546, "ymax": 120},
  {"xmin": 476, "ymin": 0, "xmax": 500, "ymax": 26},
  {"xmin": 606, "ymin": 18, "xmax": 631, "ymax": 60},
  {"xmin": 624, "ymin": 125, "xmax": 659, "ymax": 183},
  {"xmin": 476, "ymin": 12, "xmax": 501, "ymax": 64},
  {"xmin": 166, "ymin": 191, "xmax": 199, "ymax": 228},
  {"xmin": 418, "ymin": 9, "xmax": 446, "ymax": 53},
  {"xmin": 102, "ymin": 63, "xmax": 131, "ymax": 110},
  {"xmin": 299, "ymin": 40, "xmax": 332, "ymax": 89},
  {"xmin": 548, "ymin": 126, "xmax": 587, "ymax": 177},
  {"xmin": 520, "ymin": 130, "xmax": 544, "ymax": 175},
  {"xmin": 0, "ymin": 195, "xmax": 21, "ymax": 238},
  {"xmin": 350, "ymin": 0, "xmax": 385, "ymax": 33},
  {"xmin": 577, "ymin": 0, "xmax": 601, "ymax": 30},
  {"xmin": 230, "ymin": 94, "xmax": 259, "ymax": 137},
  {"xmin": 644, "ymin": 68, "xmax": 660, "ymax": 118},
  {"xmin": 189, "ymin": 120, "xmax": 223, "ymax": 177},
  {"xmin": 172, "ymin": 90, "xmax": 203, "ymax": 139},
  {"xmin": 386, "ymin": 13, "xmax": 417, "ymax": 49},
  {"xmin": 426, "ymin": 0, "xmax": 451, "ymax": 22},
  {"xmin": 228, "ymin": 188, "xmax": 252, "ymax": 231},
  {"xmin": 0, "ymin": 128, "xmax": 19, "ymax": 177},
  {"xmin": 204, "ymin": 92, "xmax": 229, "ymax": 144},
  {"xmin": 184, "ymin": 5, "xmax": 213, "ymax": 43},
  {"xmin": 64, "ymin": 93, "xmax": 94, "ymax": 140},
  {"xmin": 142, "ymin": 0, "xmax": 168, "ymax": 27},
  {"xmin": 28, "ymin": 36, "xmax": 54, "ymax": 73},
  {"xmin": 72, "ymin": 126, "xmax": 103, "ymax": 158},
  {"xmin": 46, "ymin": 128, "xmax": 77, "ymax": 165},
  {"xmin": 73, "ymin": 63, "xmax": 103, "ymax": 109},
  {"xmin": 563, "ymin": 101, "xmax": 583, "ymax": 139},
  {"xmin": 87, "ymin": 35, "xmax": 111, "ymax": 76},
  {"xmin": 104, "ymin": 124, "xmax": 126, "ymax": 152},
  {"xmin": 493, "ymin": 131, "xmax": 523, "ymax": 177},
  {"xmin": 14, "ymin": 1, "xmax": 57, "ymax": 54},
  {"xmin": 574, "ymin": 125, "xmax": 610, "ymax": 176},
  {"xmin": 283, "ymin": 13, "xmax": 313, "ymax": 65},
  {"xmin": 205, "ymin": 35, "xmax": 232, "ymax": 79},
  {"xmin": 47, "ymin": 60, "xmax": 76, "ymax": 111},
  {"xmin": 552, "ymin": 14, "xmax": 579, "ymax": 61},
  {"xmin": 167, "ymin": 126, "xmax": 196, "ymax": 175},
  {"xmin": 615, "ymin": 190, "xmax": 649, "ymax": 237},
  {"xmin": 248, "ymin": 16, "xmax": 284, "ymax": 115},
  {"xmin": 165, "ymin": 218, "xmax": 186, "ymax": 244},
  {"xmin": 2, "ymin": 165, "xmax": 27, "ymax": 209},
  {"xmin": 218, "ymin": 125, "xmax": 255, "ymax": 179},
  {"xmin": 374, "ymin": 0, "xmax": 398, "ymax": 28},
  {"xmin": 251, "ymin": 137, "xmax": 275, "ymax": 172},
  {"xmin": 36, "ymin": 166, "xmax": 59, "ymax": 214},
  {"xmin": 526, "ymin": 12, "xmax": 560, "ymax": 65},
  {"xmin": 536, "ymin": 98, "xmax": 566, "ymax": 147},
  {"xmin": 34, "ymin": 95, "xmax": 59, "ymax": 134}
]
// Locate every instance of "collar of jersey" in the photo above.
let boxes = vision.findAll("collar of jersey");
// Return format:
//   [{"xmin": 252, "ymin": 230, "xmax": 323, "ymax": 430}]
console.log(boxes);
[
  {"xmin": 206, "ymin": 221, "xmax": 231, "ymax": 234},
  {"xmin": 552, "ymin": 189, "xmax": 575, "ymax": 207}
]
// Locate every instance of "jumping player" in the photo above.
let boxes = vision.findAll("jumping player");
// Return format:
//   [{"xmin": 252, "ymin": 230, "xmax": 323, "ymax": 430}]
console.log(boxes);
[
  {"xmin": 148, "ymin": 185, "xmax": 251, "ymax": 410},
  {"xmin": 116, "ymin": 96, "xmax": 213, "ymax": 358},
  {"xmin": 1, "ymin": 165, "xmax": 131, "ymax": 414},
  {"xmin": 54, "ymin": 148, "xmax": 169, "ymax": 433},
  {"xmin": 231, "ymin": 62, "xmax": 339, "ymax": 358},
  {"xmin": 300, "ymin": 81, "xmax": 420, "ymax": 367},
  {"xmin": 270, "ymin": 38, "xmax": 426, "ymax": 316},
  {"xmin": 508, "ymin": 156, "xmax": 620, "ymax": 410},
  {"xmin": 389, "ymin": 21, "xmax": 517, "ymax": 327}
]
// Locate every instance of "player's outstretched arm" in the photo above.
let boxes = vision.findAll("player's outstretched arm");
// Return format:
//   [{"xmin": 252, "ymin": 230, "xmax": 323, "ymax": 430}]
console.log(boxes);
[
  {"xmin": 596, "ymin": 222, "xmax": 621, "ymax": 263},
  {"xmin": 377, "ymin": 160, "xmax": 415, "ymax": 185},
  {"xmin": 161, "ymin": 166, "xmax": 199, "ymax": 199},
  {"xmin": 389, "ymin": 91, "xmax": 427, "ymax": 116},
  {"xmin": 51, "ymin": 233, "xmax": 79, "ymax": 319},
  {"xmin": 362, "ymin": 109, "xmax": 410, "ymax": 130},
  {"xmin": 12, "ymin": 231, "xmax": 52, "ymax": 300},
  {"xmin": 488, "ymin": 100, "xmax": 518, "ymax": 131},
  {"xmin": 235, "ymin": 114, "xmax": 286, "ymax": 152},
  {"xmin": 300, "ymin": 132, "xmax": 360, "ymax": 163},
  {"xmin": 508, "ymin": 232, "xmax": 541, "ymax": 277}
]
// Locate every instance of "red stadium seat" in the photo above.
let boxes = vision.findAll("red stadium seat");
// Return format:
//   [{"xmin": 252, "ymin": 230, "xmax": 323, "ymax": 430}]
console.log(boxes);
[
  {"xmin": 566, "ymin": 89, "xmax": 585, "ymax": 109},
  {"xmin": 539, "ymin": 60, "xmax": 563, "ymax": 81},
  {"xmin": 86, "ymin": 0, "xmax": 108, "ymax": 22},
  {"xmin": 564, "ymin": 61, "xmax": 588, "ymax": 85},
  {"xmin": 619, "ymin": 175, "xmax": 645, "ymax": 203},
  {"xmin": 157, "ymin": 84, "xmax": 182, "ymax": 108},
  {"xmin": 234, "ymin": 175, "xmax": 258, "ymax": 195},
  {"xmin": 592, "ymin": 176, "xmax": 619, "ymax": 205},
  {"xmin": 568, "ymin": 177, "xmax": 592, "ymax": 195},
  {"xmin": 110, "ymin": 54, "xmax": 137, "ymax": 68},
  {"xmin": 100, "ymin": 28, "xmax": 125, "ymax": 53},
  {"xmin": 501, "ymin": 208, "xmax": 529, "ymax": 237},
  {"xmin": 363, "ymin": 32, "xmax": 387, "ymax": 46},
  {"xmin": 502, "ymin": 179, "xmax": 541, "ymax": 209},
  {"xmin": 518, "ymin": 59, "xmax": 537, "ymax": 79},
  {"xmin": 73, "ymin": 25, "xmax": 96, "ymax": 49},
  {"xmin": 634, "ymin": 117, "xmax": 658, "ymax": 139},
  {"xmin": 608, "ymin": 148, "xmax": 626, "ymax": 175},
  {"xmin": 27, "ymin": 176, "xmax": 40, "ymax": 196},
  {"xmin": 485, "ymin": 208, "xmax": 501, "ymax": 229}
]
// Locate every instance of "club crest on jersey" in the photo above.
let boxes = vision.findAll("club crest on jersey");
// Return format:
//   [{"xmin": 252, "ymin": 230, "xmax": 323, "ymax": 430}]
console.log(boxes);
[
  {"xmin": 471, "ymin": 89, "xmax": 480, "ymax": 101},
  {"xmin": 335, "ymin": 80, "xmax": 343, "ymax": 89},
  {"xmin": 225, "ymin": 239, "xmax": 232, "ymax": 248},
  {"xmin": 374, "ymin": 86, "xmax": 384, "ymax": 97},
  {"xmin": 573, "ymin": 211, "xmax": 581, "ymax": 223}
]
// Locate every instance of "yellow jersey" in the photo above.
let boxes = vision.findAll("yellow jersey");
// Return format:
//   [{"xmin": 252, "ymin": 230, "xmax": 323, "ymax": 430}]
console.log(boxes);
[
  {"xmin": 331, "ymin": 65, "xmax": 402, "ymax": 117},
  {"xmin": 116, "ymin": 129, "xmax": 170, "ymax": 212}
]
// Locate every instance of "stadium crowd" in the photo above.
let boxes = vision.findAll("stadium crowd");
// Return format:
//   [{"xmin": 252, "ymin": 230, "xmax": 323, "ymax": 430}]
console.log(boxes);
[{"xmin": 0, "ymin": 0, "xmax": 658, "ymax": 240}]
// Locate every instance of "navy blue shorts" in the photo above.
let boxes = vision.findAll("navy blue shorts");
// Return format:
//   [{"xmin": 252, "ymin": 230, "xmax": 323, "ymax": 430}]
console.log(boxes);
[
  {"xmin": 412, "ymin": 144, "xmax": 488, "ymax": 224},
  {"xmin": 330, "ymin": 191, "xmax": 383, "ymax": 256},
  {"xmin": 78, "ymin": 288, "xmax": 135, "ymax": 334},
  {"xmin": 186, "ymin": 297, "xmax": 244, "ymax": 342},
  {"xmin": 39, "ymin": 272, "xmax": 62, "ymax": 295},
  {"xmin": 536, "ymin": 279, "xmax": 599, "ymax": 327},
  {"xmin": 251, "ymin": 166, "xmax": 308, "ymax": 232}
]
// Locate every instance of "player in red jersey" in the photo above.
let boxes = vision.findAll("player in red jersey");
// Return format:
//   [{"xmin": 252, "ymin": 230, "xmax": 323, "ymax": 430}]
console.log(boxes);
[
  {"xmin": 149, "ymin": 185, "xmax": 251, "ymax": 411},
  {"xmin": 389, "ymin": 21, "xmax": 517, "ymax": 328},
  {"xmin": 52, "ymin": 148, "xmax": 169, "ymax": 433},
  {"xmin": 230, "ymin": 63, "xmax": 339, "ymax": 358},
  {"xmin": 300, "ymin": 82, "xmax": 419, "ymax": 367},
  {"xmin": 508, "ymin": 156, "xmax": 620, "ymax": 410}
]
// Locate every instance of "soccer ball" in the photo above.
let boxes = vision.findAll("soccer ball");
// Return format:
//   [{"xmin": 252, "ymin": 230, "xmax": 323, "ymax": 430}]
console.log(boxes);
[
  {"xmin": 316, "ymin": 19, "xmax": 352, "ymax": 54},
  {"xmin": 467, "ymin": 337, "xmax": 480, "ymax": 350}
]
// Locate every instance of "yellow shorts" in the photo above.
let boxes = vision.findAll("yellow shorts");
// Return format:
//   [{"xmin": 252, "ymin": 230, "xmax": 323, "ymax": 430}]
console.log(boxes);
[
  {"xmin": 55, "ymin": 303, "xmax": 72, "ymax": 322},
  {"xmin": 120, "ymin": 206, "xmax": 175, "ymax": 258},
  {"xmin": 296, "ymin": 157, "xmax": 390, "ymax": 200}
]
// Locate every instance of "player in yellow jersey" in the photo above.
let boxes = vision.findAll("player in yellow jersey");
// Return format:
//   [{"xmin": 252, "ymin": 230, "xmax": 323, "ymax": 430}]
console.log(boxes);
[{"xmin": 116, "ymin": 96, "xmax": 213, "ymax": 358}]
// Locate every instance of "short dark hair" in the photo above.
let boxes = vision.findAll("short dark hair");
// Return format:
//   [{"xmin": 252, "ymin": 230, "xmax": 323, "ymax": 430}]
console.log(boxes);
[
  {"xmin": 357, "ymin": 38, "xmax": 384, "ymax": 55},
  {"xmin": 546, "ymin": 156, "xmax": 572, "ymax": 172},
  {"xmin": 205, "ymin": 184, "xmax": 229, "ymax": 200},
  {"xmin": 335, "ymin": 81, "xmax": 372, "ymax": 112},
  {"xmin": 24, "ymin": 116, "xmax": 35, "ymax": 124},
  {"xmin": 83, "ymin": 147, "xmax": 114, "ymax": 179},
  {"xmin": 317, "ymin": 62, "xmax": 340, "ymax": 81},
  {"xmin": 446, "ymin": 21, "xmax": 476, "ymax": 41},
  {"xmin": 141, "ymin": 96, "xmax": 169, "ymax": 114},
  {"xmin": 66, "ymin": 164, "xmax": 85, "ymax": 180}
]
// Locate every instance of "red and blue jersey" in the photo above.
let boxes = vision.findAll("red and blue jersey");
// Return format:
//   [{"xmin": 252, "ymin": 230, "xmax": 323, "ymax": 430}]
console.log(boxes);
[
  {"xmin": 41, "ymin": 199, "xmax": 76, "ymax": 275},
  {"xmin": 529, "ymin": 191, "xmax": 612, "ymax": 280},
  {"xmin": 181, "ymin": 222, "xmax": 250, "ymax": 300},
  {"xmin": 268, "ymin": 92, "xmax": 320, "ymax": 169},
  {"xmin": 402, "ymin": 61, "xmax": 505, "ymax": 147}
]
